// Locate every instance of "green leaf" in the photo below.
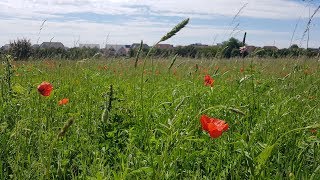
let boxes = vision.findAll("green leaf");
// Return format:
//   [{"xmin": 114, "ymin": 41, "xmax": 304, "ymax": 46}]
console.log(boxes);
[
  {"xmin": 127, "ymin": 167, "xmax": 153, "ymax": 176},
  {"xmin": 0, "ymin": 122, "xmax": 8, "ymax": 134},
  {"xmin": 255, "ymin": 144, "xmax": 276, "ymax": 175},
  {"xmin": 12, "ymin": 83, "xmax": 26, "ymax": 94}
]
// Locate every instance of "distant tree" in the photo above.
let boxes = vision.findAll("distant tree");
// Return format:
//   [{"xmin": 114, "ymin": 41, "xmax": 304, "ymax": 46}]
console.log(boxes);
[
  {"xmin": 9, "ymin": 38, "xmax": 32, "ymax": 60},
  {"xmin": 221, "ymin": 37, "xmax": 242, "ymax": 58},
  {"xmin": 288, "ymin": 46, "xmax": 301, "ymax": 58},
  {"xmin": 231, "ymin": 48, "xmax": 241, "ymax": 57},
  {"xmin": 277, "ymin": 48, "xmax": 290, "ymax": 58},
  {"xmin": 289, "ymin": 44, "xmax": 299, "ymax": 49},
  {"xmin": 128, "ymin": 48, "xmax": 134, "ymax": 58},
  {"xmin": 253, "ymin": 48, "xmax": 266, "ymax": 58}
]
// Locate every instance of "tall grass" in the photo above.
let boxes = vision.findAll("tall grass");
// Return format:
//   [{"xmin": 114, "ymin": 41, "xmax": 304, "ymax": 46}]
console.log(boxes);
[{"xmin": 0, "ymin": 55, "xmax": 319, "ymax": 179}]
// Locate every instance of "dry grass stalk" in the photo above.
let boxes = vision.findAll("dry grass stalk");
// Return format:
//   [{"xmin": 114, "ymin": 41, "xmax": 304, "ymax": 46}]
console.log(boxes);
[
  {"xmin": 168, "ymin": 54, "xmax": 178, "ymax": 71},
  {"xmin": 135, "ymin": 40, "xmax": 143, "ymax": 68},
  {"xmin": 301, "ymin": 5, "xmax": 320, "ymax": 47}
]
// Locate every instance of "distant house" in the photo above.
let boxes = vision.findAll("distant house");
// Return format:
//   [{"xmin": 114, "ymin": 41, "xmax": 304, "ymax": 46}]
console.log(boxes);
[
  {"xmin": 263, "ymin": 46, "xmax": 278, "ymax": 51},
  {"xmin": 307, "ymin": 47, "xmax": 319, "ymax": 51},
  {"xmin": 32, "ymin": 44, "xmax": 40, "ymax": 49},
  {"xmin": 117, "ymin": 47, "xmax": 130, "ymax": 56},
  {"xmin": 79, "ymin": 44, "xmax": 100, "ymax": 49},
  {"xmin": 246, "ymin": 46, "xmax": 257, "ymax": 53},
  {"xmin": 155, "ymin": 44, "xmax": 174, "ymax": 49},
  {"xmin": 40, "ymin": 42, "xmax": 65, "ymax": 49},
  {"xmin": 104, "ymin": 45, "xmax": 130, "ymax": 56},
  {"xmin": 190, "ymin": 43, "xmax": 209, "ymax": 47},
  {"xmin": 1, "ymin": 44, "xmax": 10, "ymax": 51},
  {"xmin": 131, "ymin": 43, "xmax": 149, "ymax": 49}
]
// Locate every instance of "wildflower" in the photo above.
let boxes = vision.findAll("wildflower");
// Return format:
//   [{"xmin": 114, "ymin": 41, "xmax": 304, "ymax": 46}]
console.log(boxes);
[
  {"xmin": 37, "ymin": 81, "xmax": 53, "ymax": 96},
  {"xmin": 308, "ymin": 96, "xmax": 316, "ymax": 100},
  {"xmin": 204, "ymin": 75, "xmax": 214, "ymax": 87},
  {"xmin": 304, "ymin": 69, "xmax": 311, "ymax": 75},
  {"xmin": 173, "ymin": 69, "xmax": 177, "ymax": 76},
  {"xmin": 200, "ymin": 115, "xmax": 229, "ymax": 138},
  {"xmin": 240, "ymin": 67, "xmax": 244, "ymax": 73},
  {"xmin": 310, "ymin": 128, "xmax": 317, "ymax": 134},
  {"xmin": 58, "ymin": 98, "xmax": 69, "ymax": 106}
]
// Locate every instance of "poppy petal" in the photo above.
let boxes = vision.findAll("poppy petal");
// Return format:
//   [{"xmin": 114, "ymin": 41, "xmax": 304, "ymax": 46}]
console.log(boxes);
[
  {"xmin": 207, "ymin": 124, "xmax": 223, "ymax": 138},
  {"xmin": 58, "ymin": 98, "xmax": 69, "ymax": 105},
  {"xmin": 200, "ymin": 115, "xmax": 210, "ymax": 131}
]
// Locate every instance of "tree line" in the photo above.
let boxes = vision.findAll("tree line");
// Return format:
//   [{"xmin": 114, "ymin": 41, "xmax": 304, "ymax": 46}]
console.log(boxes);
[{"xmin": 1, "ymin": 38, "xmax": 319, "ymax": 61}]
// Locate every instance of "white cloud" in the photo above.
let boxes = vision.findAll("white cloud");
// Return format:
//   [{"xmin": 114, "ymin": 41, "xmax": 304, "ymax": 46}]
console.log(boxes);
[
  {"xmin": 0, "ymin": 0, "xmax": 319, "ymax": 48},
  {"xmin": 0, "ymin": 0, "xmax": 316, "ymax": 20},
  {"xmin": 0, "ymin": 18, "xmax": 308, "ymax": 48}
]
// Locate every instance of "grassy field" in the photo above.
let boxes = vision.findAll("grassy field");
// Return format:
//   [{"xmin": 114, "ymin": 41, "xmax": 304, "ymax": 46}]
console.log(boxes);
[{"xmin": 0, "ymin": 57, "xmax": 319, "ymax": 179}]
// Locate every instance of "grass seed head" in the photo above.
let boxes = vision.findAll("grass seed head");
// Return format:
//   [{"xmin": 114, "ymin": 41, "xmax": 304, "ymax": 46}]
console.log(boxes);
[{"xmin": 159, "ymin": 18, "xmax": 189, "ymax": 43}]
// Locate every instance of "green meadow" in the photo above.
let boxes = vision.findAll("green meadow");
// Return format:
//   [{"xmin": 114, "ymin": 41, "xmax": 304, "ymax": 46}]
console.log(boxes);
[{"xmin": 0, "ymin": 57, "xmax": 319, "ymax": 179}]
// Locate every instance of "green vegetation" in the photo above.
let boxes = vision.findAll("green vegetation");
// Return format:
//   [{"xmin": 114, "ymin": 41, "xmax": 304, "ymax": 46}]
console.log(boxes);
[
  {"xmin": 0, "ymin": 18, "xmax": 319, "ymax": 179},
  {"xmin": 2, "ymin": 37, "xmax": 319, "ymax": 61},
  {"xmin": 0, "ymin": 55, "xmax": 319, "ymax": 179},
  {"xmin": 9, "ymin": 38, "xmax": 32, "ymax": 61}
]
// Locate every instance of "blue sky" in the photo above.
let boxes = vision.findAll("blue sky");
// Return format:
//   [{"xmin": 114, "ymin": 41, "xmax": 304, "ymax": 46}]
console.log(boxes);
[{"xmin": 0, "ymin": 0, "xmax": 320, "ymax": 48}]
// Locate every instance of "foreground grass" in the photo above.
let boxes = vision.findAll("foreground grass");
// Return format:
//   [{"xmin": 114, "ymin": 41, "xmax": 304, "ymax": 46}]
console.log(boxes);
[{"xmin": 0, "ymin": 57, "xmax": 319, "ymax": 179}]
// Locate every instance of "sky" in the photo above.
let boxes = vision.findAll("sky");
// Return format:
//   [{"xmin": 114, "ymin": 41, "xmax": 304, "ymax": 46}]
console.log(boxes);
[{"xmin": 1, "ymin": 0, "xmax": 320, "ymax": 48}]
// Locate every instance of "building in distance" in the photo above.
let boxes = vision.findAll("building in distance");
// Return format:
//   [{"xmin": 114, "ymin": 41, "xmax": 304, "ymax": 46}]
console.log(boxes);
[
  {"xmin": 155, "ymin": 44, "xmax": 174, "ymax": 49},
  {"xmin": 79, "ymin": 44, "xmax": 100, "ymax": 49},
  {"xmin": 131, "ymin": 43, "xmax": 149, "ymax": 49},
  {"xmin": 40, "ymin": 42, "xmax": 65, "ymax": 49}
]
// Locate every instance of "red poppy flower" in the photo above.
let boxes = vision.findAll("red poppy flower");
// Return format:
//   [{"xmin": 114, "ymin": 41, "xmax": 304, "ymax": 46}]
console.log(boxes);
[
  {"xmin": 200, "ymin": 115, "xmax": 229, "ymax": 139},
  {"xmin": 204, "ymin": 75, "xmax": 214, "ymax": 87},
  {"xmin": 37, "ymin": 82, "xmax": 53, "ymax": 96},
  {"xmin": 58, "ymin": 98, "xmax": 69, "ymax": 106}
]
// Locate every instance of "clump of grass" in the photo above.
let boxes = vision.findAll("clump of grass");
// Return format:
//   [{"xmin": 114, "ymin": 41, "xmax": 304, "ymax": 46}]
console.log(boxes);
[{"xmin": 0, "ymin": 58, "xmax": 319, "ymax": 179}]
